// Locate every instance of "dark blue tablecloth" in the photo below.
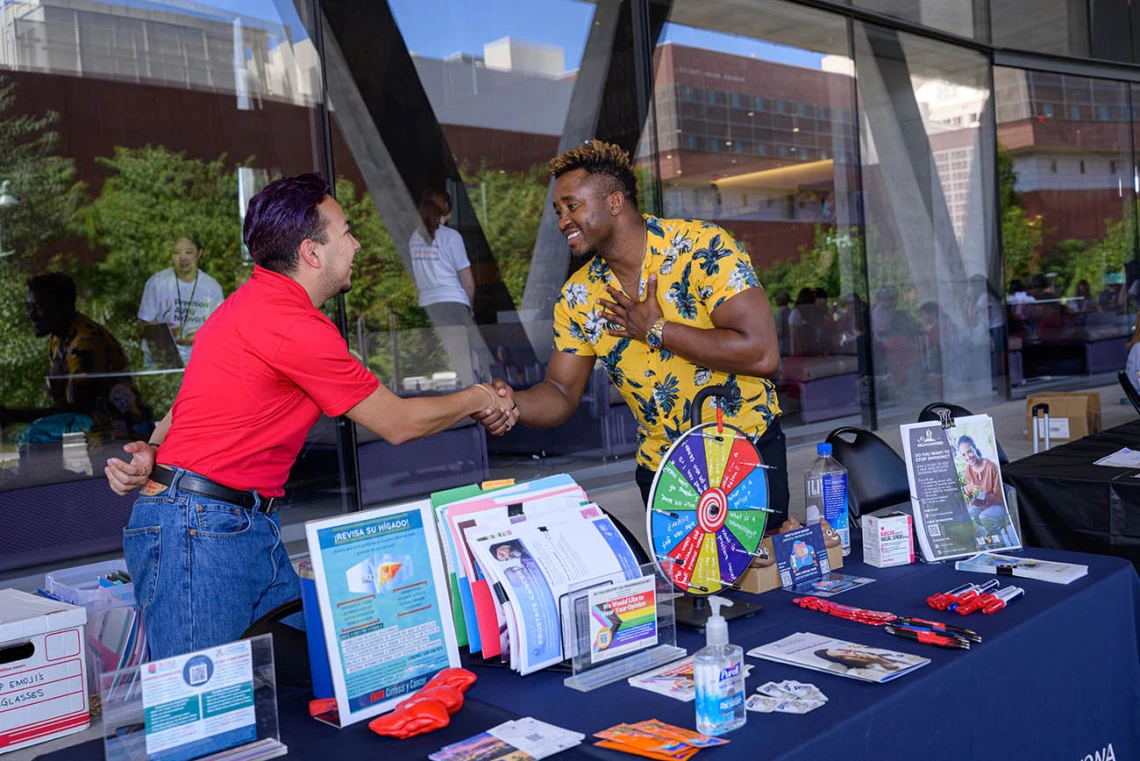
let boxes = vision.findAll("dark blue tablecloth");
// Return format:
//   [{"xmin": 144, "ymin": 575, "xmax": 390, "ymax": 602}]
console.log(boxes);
[{"xmin": 35, "ymin": 548, "xmax": 1140, "ymax": 761}]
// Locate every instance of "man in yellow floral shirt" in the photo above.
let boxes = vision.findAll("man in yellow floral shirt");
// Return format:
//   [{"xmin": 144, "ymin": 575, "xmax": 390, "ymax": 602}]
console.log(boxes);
[{"xmin": 477, "ymin": 141, "xmax": 786, "ymax": 522}]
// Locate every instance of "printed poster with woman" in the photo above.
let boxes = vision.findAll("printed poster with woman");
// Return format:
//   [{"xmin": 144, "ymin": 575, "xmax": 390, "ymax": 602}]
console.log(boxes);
[{"xmin": 900, "ymin": 414, "xmax": 1021, "ymax": 562}]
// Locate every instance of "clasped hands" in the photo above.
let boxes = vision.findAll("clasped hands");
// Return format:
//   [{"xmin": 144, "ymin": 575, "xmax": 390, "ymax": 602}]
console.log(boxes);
[{"xmin": 472, "ymin": 379, "xmax": 519, "ymax": 436}]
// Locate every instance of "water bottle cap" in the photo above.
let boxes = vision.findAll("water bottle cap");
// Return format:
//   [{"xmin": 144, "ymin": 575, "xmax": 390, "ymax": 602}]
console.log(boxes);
[{"xmin": 817, "ymin": 443, "xmax": 832, "ymax": 456}]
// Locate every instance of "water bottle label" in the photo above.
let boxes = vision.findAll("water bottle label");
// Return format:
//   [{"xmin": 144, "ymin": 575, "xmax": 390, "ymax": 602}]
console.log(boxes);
[{"xmin": 822, "ymin": 473, "xmax": 849, "ymax": 548}]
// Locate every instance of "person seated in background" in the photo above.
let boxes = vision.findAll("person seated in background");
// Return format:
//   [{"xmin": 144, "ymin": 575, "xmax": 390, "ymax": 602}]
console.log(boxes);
[
  {"xmin": 835, "ymin": 292, "xmax": 865, "ymax": 355},
  {"xmin": 138, "ymin": 235, "xmax": 225, "ymax": 365},
  {"xmin": 789, "ymin": 287, "xmax": 827, "ymax": 355},
  {"xmin": 491, "ymin": 344, "xmax": 525, "ymax": 386},
  {"xmin": 1, "ymin": 273, "xmax": 141, "ymax": 436},
  {"xmin": 1024, "ymin": 273, "xmax": 1062, "ymax": 340},
  {"xmin": 919, "ymin": 301, "xmax": 961, "ymax": 395},
  {"xmin": 1099, "ymin": 272, "xmax": 1127, "ymax": 316},
  {"xmin": 1069, "ymin": 279, "xmax": 1095, "ymax": 315}
]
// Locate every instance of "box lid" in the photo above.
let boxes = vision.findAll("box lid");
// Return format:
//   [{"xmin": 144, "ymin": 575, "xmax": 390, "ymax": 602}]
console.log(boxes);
[{"xmin": 0, "ymin": 589, "xmax": 87, "ymax": 643}]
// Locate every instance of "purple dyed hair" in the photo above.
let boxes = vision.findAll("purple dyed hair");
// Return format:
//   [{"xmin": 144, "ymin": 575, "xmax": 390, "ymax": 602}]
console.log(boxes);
[{"xmin": 243, "ymin": 173, "xmax": 331, "ymax": 274}]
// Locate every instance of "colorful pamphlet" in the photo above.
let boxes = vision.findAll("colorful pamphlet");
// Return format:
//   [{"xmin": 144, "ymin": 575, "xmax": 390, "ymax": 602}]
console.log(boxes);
[
  {"xmin": 594, "ymin": 720, "xmax": 728, "ymax": 760},
  {"xmin": 747, "ymin": 632, "xmax": 930, "ymax": 684},
  {"xmin": 587, "ymin": 574, "xmax": 658, "ymax": 664},
  {"xmin": 900, "ymin": 414, "xmax": 1021, "ymax": 562},
  {"xmin": 627, "ymin": 656, "xmax": 754, "ymax": 701},
  {"xmin": 772, "ymin": 524, "xmax": 831, "ymax": 589},
  {"xmin": 954, "ymin": 552, "xmax": 1088, "ymax": 584},
  {"xmin": 429, "ymin": 718, "xmax": 584, "ymax": 761}
]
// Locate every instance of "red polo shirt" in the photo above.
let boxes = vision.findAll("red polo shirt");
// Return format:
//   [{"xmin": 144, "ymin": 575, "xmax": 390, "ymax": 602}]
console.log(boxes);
[{"xmin": 158, "ymin": 266, "xmax": 379, "ymax": 496}]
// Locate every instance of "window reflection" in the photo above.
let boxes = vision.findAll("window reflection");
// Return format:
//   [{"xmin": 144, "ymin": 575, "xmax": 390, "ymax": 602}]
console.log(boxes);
[
  {"xmin": 995, "ymin": 67, "xmax": 1133, "ymax": 385},
  {"xmin": 0, "ymin": 0, "xmax": 331, "ymax": 571},
  {"xmin": 648, "ymin": 0, "xmax": 867, "ymax": 427},
  {"xmin": 855, "ymin": 23, "xmax": 1001, "ymax": 415}
]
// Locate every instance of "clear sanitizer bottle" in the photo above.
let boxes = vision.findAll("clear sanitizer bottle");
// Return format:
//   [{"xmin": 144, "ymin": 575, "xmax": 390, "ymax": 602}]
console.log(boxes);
[{"xmin": 693, "ymin": 596, "xmax": 746, "ymax": 736}]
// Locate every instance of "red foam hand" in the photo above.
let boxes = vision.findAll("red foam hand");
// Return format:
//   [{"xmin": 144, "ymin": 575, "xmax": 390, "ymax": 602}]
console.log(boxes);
[
  {"xmin": 425, "ymin": 667, "xmax": 478, "ymax": 693},
  {"xmin": 368, "ymin": 697, "xmax": 450, "ymax": 739},
  {"xmin": 415, "ymin": 684, "xmax": 465, "ymax": 715}
]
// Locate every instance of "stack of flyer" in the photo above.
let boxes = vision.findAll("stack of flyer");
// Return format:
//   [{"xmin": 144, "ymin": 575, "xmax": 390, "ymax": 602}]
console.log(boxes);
[
  {"xmin": 433, "ymin": 475, "xmax": 643, "ymax": 674},
  {"xmin": 954, "ymin": 552, "xmax": 1088, "ymax": 584},
  {"xmin": 430, "ymin": 718, "xmax": 583, "ymax": 761},
  {"xmin": 747, "ymin": 632, "xmax": 930, "ymax": 684}
]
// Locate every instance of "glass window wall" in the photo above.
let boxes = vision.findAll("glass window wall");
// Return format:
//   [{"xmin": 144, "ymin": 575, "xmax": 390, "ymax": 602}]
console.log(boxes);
[
  {"xmin": 995, "ymin": 66, "xmax": 1135, "ymax": 386},
  {"xmin": 0, "ymin": 0, "xmax": 338, "ymax": 573},
  {"xmin": 648, "ymin": 0, "xmax": 869, "ymax": 431},
  {"xmin": 853, "ymin": 21, "xmax": 1004, "ymax": 420}
]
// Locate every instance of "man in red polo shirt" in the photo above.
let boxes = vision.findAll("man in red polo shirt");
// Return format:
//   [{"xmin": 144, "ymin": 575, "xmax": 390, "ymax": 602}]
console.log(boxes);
[{"xmin": 104, "ymin": 173, "xmax": 517, "ymax": 658}]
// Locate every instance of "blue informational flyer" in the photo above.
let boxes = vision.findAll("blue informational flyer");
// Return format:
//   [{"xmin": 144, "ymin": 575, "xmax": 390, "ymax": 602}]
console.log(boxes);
[
  {"xmin": 772, "ymin": 525, "xmax": 831, "ymax": 589},
  {"xmin": 140, "ymin": 640, "xmax": 255, "ymax": 761},
  {"xmin": 305, "ymin": 500, "xmax": 460, "ymax": 727}
]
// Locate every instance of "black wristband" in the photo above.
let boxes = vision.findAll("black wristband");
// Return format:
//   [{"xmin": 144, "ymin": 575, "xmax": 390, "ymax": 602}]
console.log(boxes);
[{"xmin": 147, "ymin": 442, "xmax": 159, "ymax": 449}]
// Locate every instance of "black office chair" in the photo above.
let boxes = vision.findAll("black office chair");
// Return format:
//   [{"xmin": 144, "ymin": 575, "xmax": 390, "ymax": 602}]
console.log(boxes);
[
  {"xmin": 917, "ymin": 402, "xmax": 1009, "ymax": 465},
  {"xmin": 825, "ymin": 427, "xmax": 911, "ymax": 524},
  {"xmin": 1118, "ymin": 371, "xmax": 1140, "ymax": 416}
]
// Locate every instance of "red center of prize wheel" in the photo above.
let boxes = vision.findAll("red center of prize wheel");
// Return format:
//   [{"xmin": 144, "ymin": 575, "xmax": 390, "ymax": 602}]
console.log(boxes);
[{"xmin": 697, "ymin": 487, "xmax": 728, "ymax": 533}]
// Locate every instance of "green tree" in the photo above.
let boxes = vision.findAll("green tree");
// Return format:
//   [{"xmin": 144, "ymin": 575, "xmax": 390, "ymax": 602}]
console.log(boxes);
[
  {"xmin": 998, "ymin": 143, "xmax": 1045, "ymax": 284},
  {"xmin": 0, "ymin": 77, "xmax": 86, "ymax": 259},
  {"xmin": 0, "ymin": 77, "xmax": 86, "ymax": 411},
  {"xmin": 461, "ymin": 164, "xmax": 548, "ymax": 307}
]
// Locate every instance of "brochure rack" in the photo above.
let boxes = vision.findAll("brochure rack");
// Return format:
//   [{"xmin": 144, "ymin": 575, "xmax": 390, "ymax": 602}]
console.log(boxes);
[
  {"xmin": 562, "ymin": 562, "xmax": 685, "ymax": 692},
  {"xmin": 100, "ymin": 634, "xmax": 286, "ymax": 761}
]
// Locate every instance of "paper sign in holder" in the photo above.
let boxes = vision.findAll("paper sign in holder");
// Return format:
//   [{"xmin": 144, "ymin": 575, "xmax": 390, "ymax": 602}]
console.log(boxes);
[
  {"xmin": 100, "ymin": 634, "xmax": 285, "ymax": 761},
  {"xmin": 561, "ymin": 561, "xmax": 685, "ymax": 692}
]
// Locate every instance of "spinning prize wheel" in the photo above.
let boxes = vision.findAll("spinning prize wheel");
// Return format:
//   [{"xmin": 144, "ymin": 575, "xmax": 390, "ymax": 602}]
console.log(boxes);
[{"xmin": 646, "ymin": 385, "xmax": 769, "ymax": 627}]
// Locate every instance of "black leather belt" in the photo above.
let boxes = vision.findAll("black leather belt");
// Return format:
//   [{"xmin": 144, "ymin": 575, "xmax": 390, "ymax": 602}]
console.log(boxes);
[{"xmin": 150, "ymin": 467, "xmax": 276, "ymax": 514}]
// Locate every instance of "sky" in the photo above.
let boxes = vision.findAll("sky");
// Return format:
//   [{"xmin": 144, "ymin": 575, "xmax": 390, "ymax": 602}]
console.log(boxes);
[
  {"xmin": 114, "ymin": 0, "xmax": 827, "ymax": 72},
  {"xmin": 387, "ymin": 0, "xmax": 825, "ymax": 71}
]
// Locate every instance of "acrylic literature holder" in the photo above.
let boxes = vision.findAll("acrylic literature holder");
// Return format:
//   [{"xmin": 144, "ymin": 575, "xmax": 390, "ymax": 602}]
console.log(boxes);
[
  {"xmin": 562, "ymin": 561, "xmax": 685, "ymax": 692},
  {"xmin": 100, "ymin": 634, "xmax": 286, "ymax": 761}
]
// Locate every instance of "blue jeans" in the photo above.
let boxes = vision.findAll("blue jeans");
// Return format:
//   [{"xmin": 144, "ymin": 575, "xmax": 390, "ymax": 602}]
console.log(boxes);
[{"xmin": 122, "ymin": 468, "xmax": 302, "ymax": 659}]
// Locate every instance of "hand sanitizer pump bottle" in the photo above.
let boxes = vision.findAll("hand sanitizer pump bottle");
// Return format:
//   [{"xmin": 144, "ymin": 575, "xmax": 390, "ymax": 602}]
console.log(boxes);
[{"xmin": 693, "ymin": 596, "xmax": 746, "ymax": 735}]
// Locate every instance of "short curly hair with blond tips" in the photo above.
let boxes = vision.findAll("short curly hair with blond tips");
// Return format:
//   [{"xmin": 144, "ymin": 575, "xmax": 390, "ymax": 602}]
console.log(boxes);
[{"xmin": 549, "ymin": 139, "xmax": 638, "ymax": 206}]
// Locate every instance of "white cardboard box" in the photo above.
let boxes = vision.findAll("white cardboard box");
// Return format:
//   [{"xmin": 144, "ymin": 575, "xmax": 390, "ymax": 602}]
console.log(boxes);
[
  {"xmin": 0, "ymin": 589, "xmax": 90, "ymax": 754},
  {"xmin": 861, "ymin": 512, "xmax": 915, "ymax": 568}
]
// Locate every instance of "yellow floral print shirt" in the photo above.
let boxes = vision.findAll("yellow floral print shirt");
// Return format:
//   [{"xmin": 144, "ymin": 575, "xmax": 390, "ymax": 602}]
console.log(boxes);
[{"xmin": 552, "ymin": 215, "xmax": 782, "ymax": 471}]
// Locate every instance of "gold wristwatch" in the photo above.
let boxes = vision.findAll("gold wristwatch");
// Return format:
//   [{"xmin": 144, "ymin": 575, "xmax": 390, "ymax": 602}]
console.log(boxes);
[{"xmin": 646, "ymin": 318, "xmax": 667, "ymax": 349}]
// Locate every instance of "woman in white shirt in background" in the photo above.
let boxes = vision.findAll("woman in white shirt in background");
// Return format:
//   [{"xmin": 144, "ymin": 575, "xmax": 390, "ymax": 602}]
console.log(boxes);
[{"xmin": 409, "ymin": 188, "xmax": 480, "ymax": 386}]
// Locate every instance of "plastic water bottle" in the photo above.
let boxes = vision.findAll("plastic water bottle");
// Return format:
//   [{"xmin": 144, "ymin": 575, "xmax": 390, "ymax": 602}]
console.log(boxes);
[
  {"xmin": 693, "ymin": 596, "xmax": 746, "ymax": 736},
  {"xmin": 804, "ymin": 443, "xmax": 850, "ymax": 555}
]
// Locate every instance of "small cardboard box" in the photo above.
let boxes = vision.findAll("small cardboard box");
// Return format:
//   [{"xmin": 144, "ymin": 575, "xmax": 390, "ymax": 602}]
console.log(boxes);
[
  {"xmin": 736, "ymin": 521, "xmax": 844, "ymax": 595},
  {"xmin": 1025, "ymin": 392, "xmax": 1102, "ymax": 443},
  {"xmin": 862, "ymin": 512, "xmax": 915, "ymax": 568},
  {"xmin": 0, "ymin": 590, "xmax": 90, "ymax": 754}
]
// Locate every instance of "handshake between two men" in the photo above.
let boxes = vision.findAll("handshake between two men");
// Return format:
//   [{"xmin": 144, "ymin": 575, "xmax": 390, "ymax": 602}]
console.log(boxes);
[{"xmin": 472, "ymin": 378, "xmax": 521, "ymax": 437}]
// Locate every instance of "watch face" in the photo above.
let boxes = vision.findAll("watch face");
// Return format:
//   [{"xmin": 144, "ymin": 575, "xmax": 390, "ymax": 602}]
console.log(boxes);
[{"xmin": 647, "ymin": 330, "xmax": 663, "ymax": 349}]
